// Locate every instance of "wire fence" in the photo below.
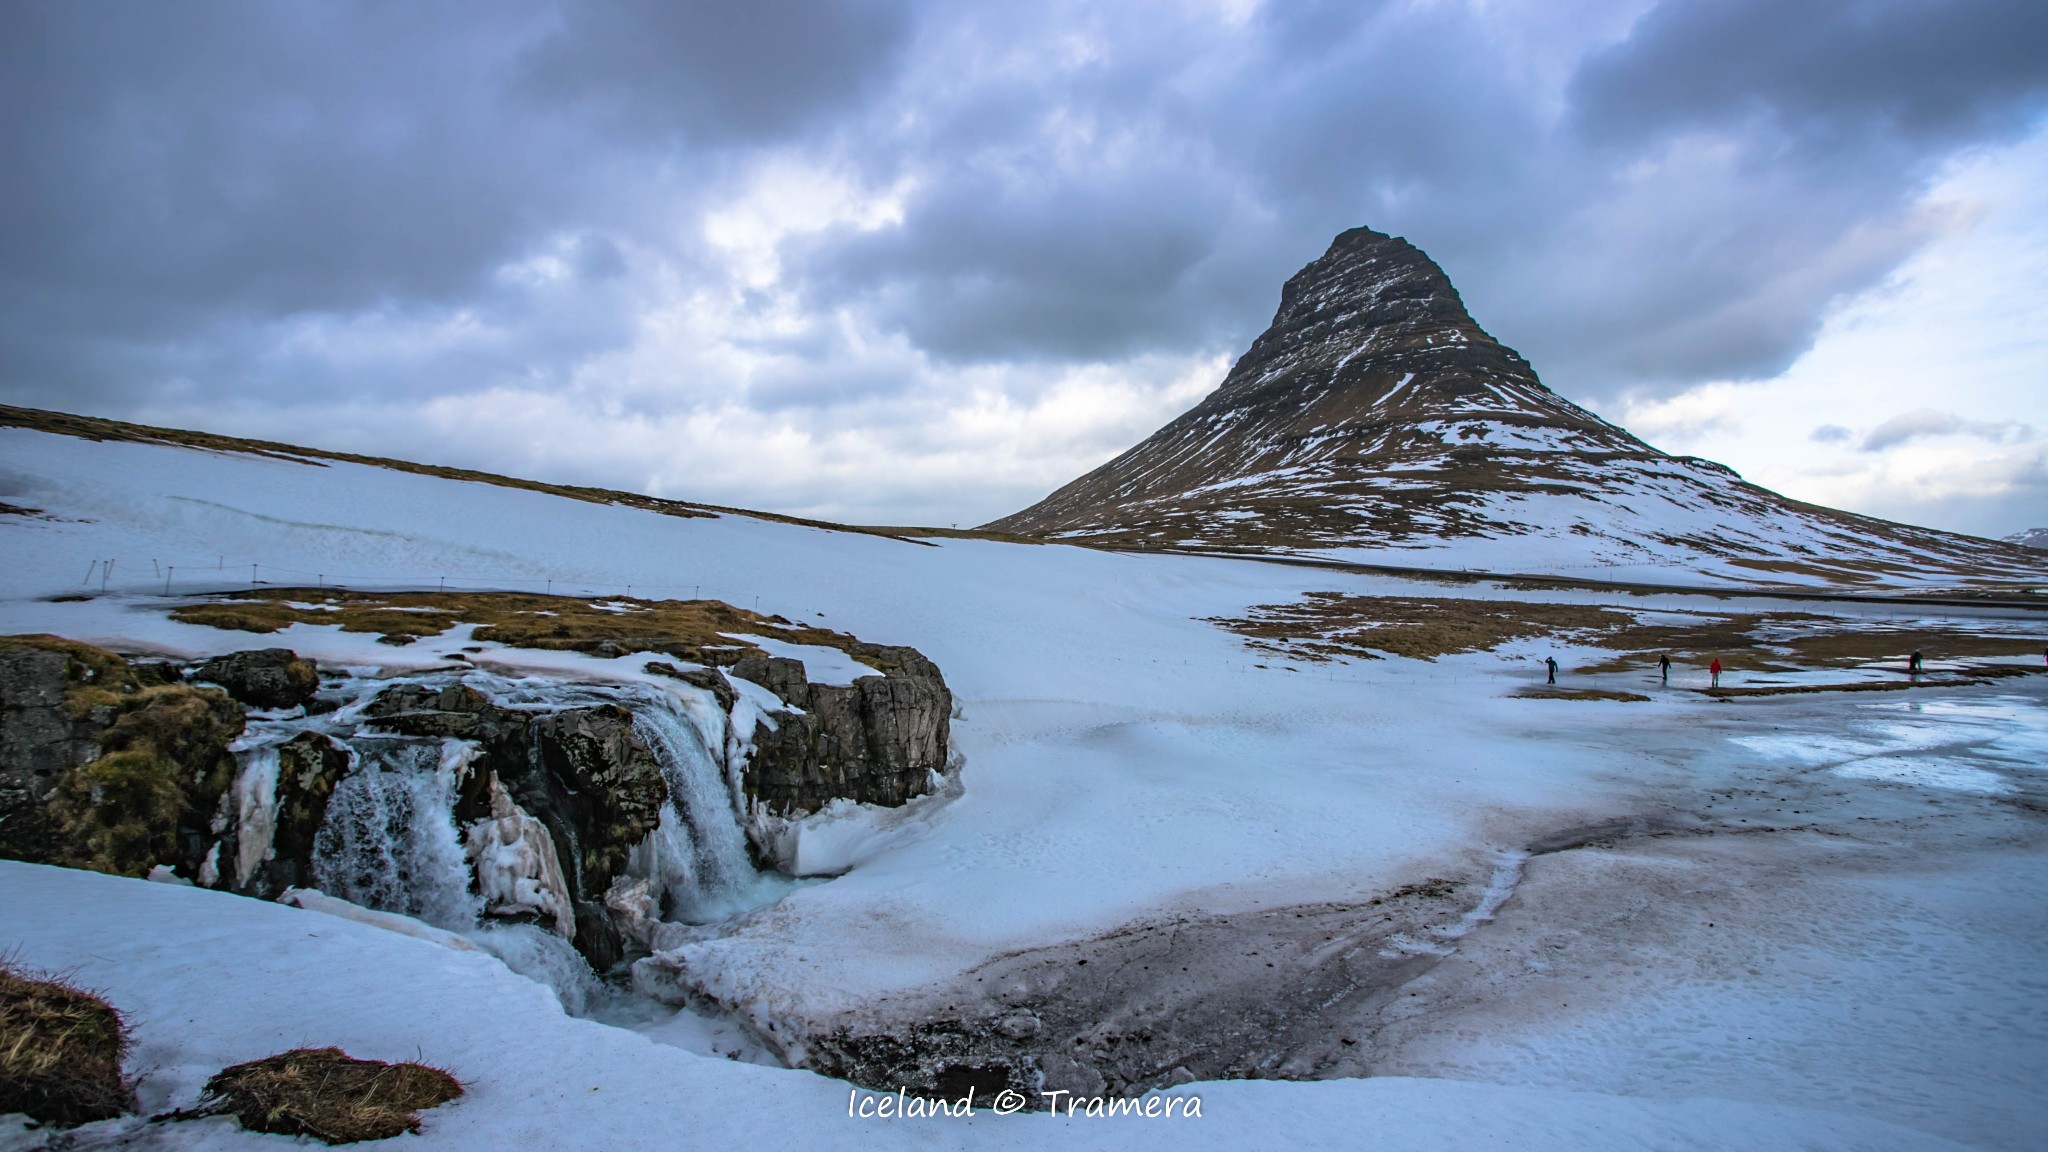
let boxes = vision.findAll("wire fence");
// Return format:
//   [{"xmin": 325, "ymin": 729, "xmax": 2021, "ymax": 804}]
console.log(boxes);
[{"xmin": 71, "ymin": 552, "xmax": 775, "ymax": 614}]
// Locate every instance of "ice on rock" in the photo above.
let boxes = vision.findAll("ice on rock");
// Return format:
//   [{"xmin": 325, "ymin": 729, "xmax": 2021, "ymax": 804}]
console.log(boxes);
[
  {"xmin": 466, "ymin": 773, "xmax": 578, "ymax": 939},
  {"xmin": 231, "ymin": 741, "xmax": 283, "ymax": 888}
]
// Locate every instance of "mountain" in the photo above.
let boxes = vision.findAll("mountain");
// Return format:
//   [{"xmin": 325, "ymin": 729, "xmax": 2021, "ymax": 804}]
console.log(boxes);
[
  {"xmin": 986, "ymin": 228, "xmax": 2044, "ymax": 588},
  {"xmin": 2007, "ymin": 528, "xmax": 2048, "ymax": 551}
]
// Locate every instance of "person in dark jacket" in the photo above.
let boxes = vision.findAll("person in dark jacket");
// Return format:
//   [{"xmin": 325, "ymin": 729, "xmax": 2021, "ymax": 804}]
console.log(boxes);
[
  {"xmin": 1909, "ymin": 650, "xmax": 1924, "ymax": 676},
  {"xmin": 1659, "ymin": 653, "xmax": 1672, "ymax": 684},
  {"xmin": 1545, "ymin": 656, "xmax": 1558, "ymax": 685}
]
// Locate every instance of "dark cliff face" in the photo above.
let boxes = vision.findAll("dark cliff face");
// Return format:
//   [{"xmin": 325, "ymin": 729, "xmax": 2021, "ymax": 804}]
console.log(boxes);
[{"xmin": 732, "ymin": 643, "xmax": 953, "ymax": 817}]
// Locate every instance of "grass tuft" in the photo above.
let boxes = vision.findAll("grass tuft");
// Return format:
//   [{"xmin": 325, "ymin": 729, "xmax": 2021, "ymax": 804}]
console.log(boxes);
[
  {"xmin": 194, "ymin": 1047, "xmax": 462, "ymax": 1144},
  {"xmin": 0, "ymin": 960, "xmax": 135, "ymax": 1126}
]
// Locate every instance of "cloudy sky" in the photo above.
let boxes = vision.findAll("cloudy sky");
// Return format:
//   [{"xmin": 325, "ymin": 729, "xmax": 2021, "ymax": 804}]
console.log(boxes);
[{"xmin": 3, "ymin": 0, "xmax": 2045, "ymax": 536}]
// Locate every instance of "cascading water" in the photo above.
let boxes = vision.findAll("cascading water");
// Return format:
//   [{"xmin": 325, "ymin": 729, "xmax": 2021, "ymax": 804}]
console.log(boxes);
[
  {"xmin": 632, "ymin": 698, "xmax": 794, "ymax": 923},
  {"xmin": 312, "ymin": 736, "xmax": 478, "ymax": 929},
  {"xmin": 220, "ymin": 668, "xmax": 794, "ymax": 1020}
]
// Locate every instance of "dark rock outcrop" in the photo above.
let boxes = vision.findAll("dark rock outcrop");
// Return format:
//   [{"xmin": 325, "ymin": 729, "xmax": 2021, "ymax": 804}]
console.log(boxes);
[
  {"xmin": 1, "ymin": 639, "xmax": 241, "ymax": 877},
  {"xmin": 194, "ymin": 649, "xmax": 320, "ymax": 711},
  {"xmin": 0, "ymin": 646, "xmax": 106, "ymax": 862},
  {"xmin": 240, "ymin": 731, "xmax": 351, "ymax": 899},
  {"xmin": 733, "ymin": 644, "xmax": 952, "ymax": 816},
  {"xmin": 644, "ymin": 661, "xmax": 737, "ymax": 711}
]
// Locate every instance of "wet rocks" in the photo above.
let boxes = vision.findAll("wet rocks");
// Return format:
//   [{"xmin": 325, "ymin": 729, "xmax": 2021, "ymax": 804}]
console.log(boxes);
[
  {"xmin": 193, "ymin": 649, "xmax": 320, "ymax": 711},
  {"xmin": 362, "ymin": 682, "xmax": 668, "ymax": 970},
  {"xmin": 733, "ymin": 643, "xmax": 952, "ymax": 816},
  {"xmin": 238, "ymin": 731, "xmax": 351, "ymax": 899}
]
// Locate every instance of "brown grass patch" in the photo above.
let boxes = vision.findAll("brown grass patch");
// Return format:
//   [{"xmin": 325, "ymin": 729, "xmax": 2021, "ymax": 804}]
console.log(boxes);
[
  {"xmin": 1781, "ymin": 629, "xmax": 2046, "ymax": 664},
  {"xmin": 192, "ymin": 1047, "xmax": 462, "ymax": 1144},
  {"xmin": 168, "ymin": 588, "xmax": 882, "ymax": 667},
  {"xmin": 0, "ymin": 633, "xmax": 141, "ymax": 703},
  {"xmin": 1513, "ymin": 687, "xmax": 1651, "ymax": 702},
  {"xmin": 1724, "ymin": 557, "xmax": 1888, "ymax": 584},
  {"xmin": 1208, "ymin": 594, "xmax": 2047, "ymax": 691},
  {"xmin": 0, "ymin": 961, "xmax": 135, "ymax": 1126},
  {"xmin": 1209, "ymin": 593, "xmax": 1622, "ymax": 661}
]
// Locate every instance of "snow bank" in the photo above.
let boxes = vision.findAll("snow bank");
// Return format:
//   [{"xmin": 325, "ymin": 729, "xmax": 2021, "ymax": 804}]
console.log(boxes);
[{"xmin": 0, "ymin": 863, "xmax": 1975, "ymax": 1152}]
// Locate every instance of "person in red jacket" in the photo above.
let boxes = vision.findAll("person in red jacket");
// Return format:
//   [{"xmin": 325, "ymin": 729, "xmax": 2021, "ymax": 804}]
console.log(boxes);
[{"xmin": 1710, "ymin": 657, "xmax": 1722, "ymax": 688}]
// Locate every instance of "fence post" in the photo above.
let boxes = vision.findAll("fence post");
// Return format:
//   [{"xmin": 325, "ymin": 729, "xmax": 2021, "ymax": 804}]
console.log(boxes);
[
  {"xmin": 84, "ymin": 559, "xmax": 97, "ymax": 586},
  {"xmin": 102, "ymin": 561, "xmax": 113, "ymax": 592},
  {"xmin": 165, "ymin": 566, "xmax": 173, "ymax": 595}
]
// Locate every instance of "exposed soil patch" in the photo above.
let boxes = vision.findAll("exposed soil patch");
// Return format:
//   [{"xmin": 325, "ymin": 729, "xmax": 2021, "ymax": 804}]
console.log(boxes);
[
  {"xmin": 782, "ymin": 874, "xmax": 1503, "ymax": 1104},
  {"xmin": 1210, "ymin": 593, "xmax": 1620, "ymax": 661}
]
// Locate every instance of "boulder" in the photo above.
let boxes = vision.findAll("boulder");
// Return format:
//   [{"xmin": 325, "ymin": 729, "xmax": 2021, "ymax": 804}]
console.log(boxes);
[
  {"xmin": 643, "ymin": 661, "xmax": 737, "ymax": 712},
  {"xmin": 193, "ymin": 649, "xmax": 320, "ymax": 711}
]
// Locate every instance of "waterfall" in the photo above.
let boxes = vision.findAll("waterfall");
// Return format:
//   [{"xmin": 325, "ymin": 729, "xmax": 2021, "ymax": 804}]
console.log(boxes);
[
  {"xmin": 219, "ymin": 669, "xmax": 794, "ymax": 1015},
  {"xmin": 630, "ymin": 692, "xmax": 795, "ymax": 924},
  {"xmin": 311, "ymin": 735, "xmax": 479, "ymax": 930}
]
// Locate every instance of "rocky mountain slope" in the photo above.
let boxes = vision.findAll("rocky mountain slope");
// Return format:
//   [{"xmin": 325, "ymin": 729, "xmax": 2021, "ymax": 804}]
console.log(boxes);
[
  {"xmin": 2007, "ymin": 529, "xmax": 2048, "ymax": 551},
  {"xmin": 987, "ymin": 228, "xmax": 2045, "ymax": 588}
]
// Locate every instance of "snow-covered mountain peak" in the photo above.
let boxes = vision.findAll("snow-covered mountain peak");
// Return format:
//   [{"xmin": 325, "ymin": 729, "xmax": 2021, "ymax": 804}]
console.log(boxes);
[{"xmin": 986, "ymin": 228, "xmax": 2045, "ymax": 589}]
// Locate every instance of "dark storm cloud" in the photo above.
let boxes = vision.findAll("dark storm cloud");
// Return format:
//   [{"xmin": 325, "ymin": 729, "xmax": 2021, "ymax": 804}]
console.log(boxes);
[
  {"xmin": 0, "ymin": 0, "xmax": 910, "ymax": 404},
  {"xmin": 520, "ymin": 0, "xmax": 912, "ymax": 144},
  {"xmin": 1571, "ymin": 0, "xmax": 2048, "ymax": 146},
  {"xmin": 779, "ymin": 0, "xmax": 2048, "ymax": 396},
  {"xmin": 3, "ymin": 0, "xmax": 2048, "ymax": 519}
]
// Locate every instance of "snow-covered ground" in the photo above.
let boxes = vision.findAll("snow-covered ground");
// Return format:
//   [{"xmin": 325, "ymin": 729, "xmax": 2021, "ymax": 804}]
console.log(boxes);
[{"xmin": 4, "ymin": 426, "xmax": 2046, "ymax": 1149}]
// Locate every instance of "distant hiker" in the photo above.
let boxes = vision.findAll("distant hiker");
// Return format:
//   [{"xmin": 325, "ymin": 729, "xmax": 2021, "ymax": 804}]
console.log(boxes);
[
  {"xmin": 1545, "ymin": 656, "xmax": 1558, "ymax": 685},
  {"xmin": 1909, "ymin": 650, "xmax": 1924, "ymax": 676},
  {"xmin": 1710, "ymin": 657, "xmax": 1722, "ymax": 689},
  {"xmin": 1659, "ymin": 653, "xmax": 1671, "ymax": 685}
]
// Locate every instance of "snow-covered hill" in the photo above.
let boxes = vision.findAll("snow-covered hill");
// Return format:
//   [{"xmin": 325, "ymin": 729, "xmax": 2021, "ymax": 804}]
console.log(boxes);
[
  {"xmin": 3, "ymin": 421, "xmax": 2047, "ymax": 1149},
  {"xmin": 987, "ymin": 228, "xmax": 2045, "ymax": 590},
  {"xmin": 2008, "ymin": 528, "xmax": 2048, "ymax": 551}
]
